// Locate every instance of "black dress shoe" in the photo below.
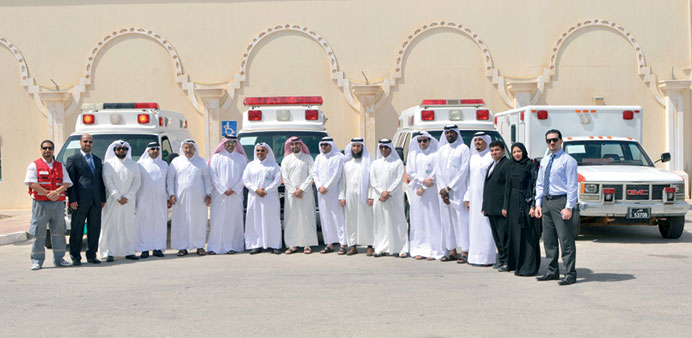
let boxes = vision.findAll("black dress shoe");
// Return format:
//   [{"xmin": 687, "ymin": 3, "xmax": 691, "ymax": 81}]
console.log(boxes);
[
  {"xmin": 492, "ymin": 262, "xmax": 503, "ymax": 269},
  {"xmin": 498, "ymin": 265, "xmax": 509, "ymax": 272},
  {"xmin": 106, "ymin": 256, "xmax": 114, "ymax": 262},
  {"xmin": 125, "ymin": 255, "xmax": 140, "ymax": 260},
  {"xmin": 87, "ymin": 258, "xmax": 101, "ymax": 264},
  {"xmin": 249, "ymin": 248, "xmax": 262, "ymax": 255},
  {"xmin": 271, "ymin": 249, "xmax": 281, "ymax": 255},
  {"xmin": 558, "ymin": 275, "xmax": 577, "ymax": 286},
  {"xmin": 72, "ymin": 260, "xmax": 82, "ymax": 266},
  {"xmin": 373, "ymin": 252, "xmax": 388, "ymax": 257},
  {"xmin": 536, "ymin": 273, "xmax": 560, "ymax": 281},
  {"xmin": 140, "ymin": 251, "xmax": 149, "ymax": 259},
  {"xmin": 153, "ymin": 250, "xmax": 165, "ymax": 257}
]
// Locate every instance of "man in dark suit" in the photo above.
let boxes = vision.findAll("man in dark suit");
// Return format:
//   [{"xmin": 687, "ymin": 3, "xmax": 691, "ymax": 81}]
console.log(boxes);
[
  {"xmin": 66, "ymin": 134, "xmax": 106, "ymax": 265},
  {"xmin": 482, "ymin": 140, "xmax": 511, "ymax": 271}
]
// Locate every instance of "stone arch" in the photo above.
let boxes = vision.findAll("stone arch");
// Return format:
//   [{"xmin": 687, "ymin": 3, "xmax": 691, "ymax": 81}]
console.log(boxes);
[
  {"xmin": 385, "ymin": 20, "xmax": 512, "ymax": 107},
  {"xmin": 220, "ymin": 23, "xmax": 356, "ymax": 112},
  {"xmin": 0, "ymin": 36, "xmax": 47, "ymax": 116},
  {"xmin": 68, "ymin": 27, "xmax": 199, "ymax": 113},
  {"xmin": 537, "ymin": 18, "xmax": 664, "ymax": 106}
]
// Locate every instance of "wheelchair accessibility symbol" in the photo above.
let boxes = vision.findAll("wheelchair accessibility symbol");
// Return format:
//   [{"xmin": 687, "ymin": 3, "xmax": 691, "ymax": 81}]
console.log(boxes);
[{"xmin": 221, "ymin": 121, "xmax": 237, "ymax": 137}]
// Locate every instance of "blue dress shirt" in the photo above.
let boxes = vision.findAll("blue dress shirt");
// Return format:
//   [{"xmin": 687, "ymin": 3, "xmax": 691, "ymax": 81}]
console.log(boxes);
[{"xmin": 535, "ymin": 149, "xmax": 579, "ymax": 209}]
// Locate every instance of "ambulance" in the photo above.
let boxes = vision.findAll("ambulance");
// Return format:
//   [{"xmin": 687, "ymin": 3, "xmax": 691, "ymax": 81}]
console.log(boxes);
[
  {"xmin": 392, "ymin": 99, "xmax": 505, "ymax": 162},
  {"xmin": 51, "ymin": 102, "xmax": 192, "ymax": 242},
  {"xmin": 494, "ymin": 105, "xmax": 688, "ymax": 238},
  {"xmin": 236, "ymin": 96, "xmax": 329, "ymax": 228}
]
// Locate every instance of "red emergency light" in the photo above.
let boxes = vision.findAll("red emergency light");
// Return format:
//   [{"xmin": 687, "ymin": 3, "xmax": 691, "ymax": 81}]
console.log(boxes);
[
  {"xmin": 520, "ymin": 111, "xmax": 525, "ymax": 121},
  {"xmin": 494, "ymin": 116, "xmax": 498, "ymax": 125},
  {"xmin": 305, "ymin": 109, "xmax": 319, "ymax": 120},
  {"xmin": 623, "ymin": 110, "xmax": 634, "ymax": 120},
  {"xmin": 243, "ymin": 96, "xmax": 323, "ymax": 106},
  {"xmin": 159, "ymin": 117, "xmax": 164, "ymax": 126},
  {"xmin": 137, "ymin": 114, "xmax": 150, "ymax": 124},
  {"xmin": 421, "ymin": 110, "xmax": 435, "ymax": 121},
  {"xmin": 536, "ymin": 110, "xmax": 548, "ymax": 120},
  {"xmin": 184, "ymin": 120, "xmax": 188, "ymax": 128},
  {"xmin": 82, "ymin": 114, "xmax": 95, "ymax": 124},
  {"xmin": 476, "ymin": 109, "xmax": 490, "ymax": 120},
  {"xmin": 248, "ymin": 110, "xmax": 262, "ymax": 121},
  {"xmin": 421, "ymin": 99, "xmax": 447, "ymax": 105},
  {"xmin": 134, "ymin": 102, "xmax": 160, "ymax": 109}
]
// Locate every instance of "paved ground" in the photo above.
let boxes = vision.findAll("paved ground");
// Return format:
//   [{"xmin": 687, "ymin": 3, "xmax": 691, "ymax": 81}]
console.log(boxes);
[{"xmin": 1, "ymin": 212, "xmax": 691, "ymax": 337}]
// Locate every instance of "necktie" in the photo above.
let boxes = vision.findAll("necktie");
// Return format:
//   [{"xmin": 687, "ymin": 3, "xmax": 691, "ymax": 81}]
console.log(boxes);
[
  {"xmin": 86, "ymin": 154, "xmax": 95, "ymax": 174},
  {"xmin": 544, "ymin": 154, "xmax": 554, "ymax": 196}
]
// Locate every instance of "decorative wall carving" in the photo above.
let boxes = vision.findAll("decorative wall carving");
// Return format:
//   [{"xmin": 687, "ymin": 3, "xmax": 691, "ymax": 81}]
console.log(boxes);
[{"xmin": 0, "ymin": 35, "xmax": 49, "ymax": 117}]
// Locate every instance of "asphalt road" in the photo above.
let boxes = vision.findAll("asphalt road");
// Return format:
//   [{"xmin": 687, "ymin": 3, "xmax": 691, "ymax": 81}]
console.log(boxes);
[{"xmin": 1, "ymin": 213, "xmax": 691, "ymax": 338}]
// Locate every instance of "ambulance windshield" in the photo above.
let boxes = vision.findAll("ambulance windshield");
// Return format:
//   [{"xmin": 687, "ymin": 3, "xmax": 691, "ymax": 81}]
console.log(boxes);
[
  {"xmin": 238, "ymin": 131, "xmax": 329, "ymax": 164},
  {"xmin": 56, "ymin": 134, "xmax": 158, "ymax": 163},
  {"xmin": 563, "ymin": 140, "xmax": 654, "ymax": 167}
]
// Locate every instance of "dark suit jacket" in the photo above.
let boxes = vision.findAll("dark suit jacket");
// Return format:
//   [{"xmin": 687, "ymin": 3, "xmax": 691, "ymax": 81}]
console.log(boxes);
[
  {"xmin": 66, "ymin": 152, "xmax": 106, "ymax": 206},
  {"xmin": 482, "ymin": 156, "xmax": 510, "ymax": 216}
]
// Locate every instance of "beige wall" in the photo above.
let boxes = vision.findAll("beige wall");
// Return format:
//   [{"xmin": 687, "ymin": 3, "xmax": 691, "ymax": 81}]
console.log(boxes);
[{"xmin": 1, "ymin": 0, "xmax": 690, "ymax": 208}]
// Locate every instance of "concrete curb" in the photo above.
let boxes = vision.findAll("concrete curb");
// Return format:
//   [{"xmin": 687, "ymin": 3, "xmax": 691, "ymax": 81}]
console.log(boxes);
[{"xmin": 0, "ymin": 231, "xmax": 28, "ymax": 246}]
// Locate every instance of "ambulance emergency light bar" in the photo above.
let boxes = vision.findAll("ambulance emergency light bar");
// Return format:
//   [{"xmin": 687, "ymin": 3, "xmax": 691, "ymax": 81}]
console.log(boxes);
[
  {"xmin": 81, "ymin": 102, "xmax": 160, "ymax": 110},
  {"xmin": 243, "ymin": 96, "xmax": 323, "ymax": 106},
  {"xmin": 421, "ymin": 99, "xmax": 485, "ymax": 106}
]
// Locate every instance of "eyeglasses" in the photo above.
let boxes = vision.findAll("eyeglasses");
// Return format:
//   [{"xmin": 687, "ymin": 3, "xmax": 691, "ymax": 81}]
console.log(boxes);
[
  {"xmin": 149, "ymin": 148, "xmax": 160, "ymax": 151},
  {"xmin": 379, "ymin": 146, "xmax": 389, "ymax": 150},
  {"xmin": 417, "ymin": 138, "xmax": 429, "ymax": 143},
  {"xmin": 115, "ymin": 147, "xmax": 129, "ymax": 151},
  {"xmin": 41, "ymin": 146, "xmax": 54, "ymax": 150},
  {"xmin": 545, "ymin": 138, "xmax": 560, "ymax": 144}
]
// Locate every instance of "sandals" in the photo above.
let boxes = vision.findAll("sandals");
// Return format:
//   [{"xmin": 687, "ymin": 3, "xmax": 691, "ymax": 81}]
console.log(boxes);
[
  {"xmin": 196, "ymin": 248, "xmax": 207, "ymax": 256},
  {"xmin": 285, "ymin": 247, "xmax": 299, "ymax": 255},
  {"xmin": 176, "ymin": 249, "xmax": 188, "ymax": 257},
  {"xmin": 366, "ymin": 247, "xmax": 375, "ymax": 256},
  {"xmin": 415, "ymin": 255, "xmax": 424, "ymax": 260},
  {"xmin": 320, "ymin": 246, "xmax": 334, "ymax": 254},
  {"xmin": 303, "ymin": 247, "xmax": 312, "ymax": 254},
  {"xmin": 456, "ymin": 255, "xmax": 468, "ymax": 264},
  {"xmin": 440, "ymin": 254, "xmax": 458, "ymax": 262},
  {"xmin": 226, "ymin": 250, "xmax": 236, "ymax": 255},
  {"xmin": 337, "ymin": 246, "xmax": 348, "ymax": 255},
  {"xmin": 207, "ymin": 251, "xmax": 217, "ymax": 255},
  {"xmin": 426, "ymin": 257, "xmax": 436, "ymax": 261},
  {"xmin": 399, "ymin": 253, "xmax": 408, "ymax": 258}
]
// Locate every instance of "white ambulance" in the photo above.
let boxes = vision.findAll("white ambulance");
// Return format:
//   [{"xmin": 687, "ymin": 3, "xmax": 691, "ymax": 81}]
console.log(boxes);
[
  {"xmin": 392, "ymin": 99, "xmax": 505, "ymax": 162},
  {"xmin": 52, "ymin": 102, "xmax": 192, "ymax": 241},
  {"xmin": 236, "ymin": 96, "xmax": 329, "ymax": 229},
  {"xmin": 494, "ymin": 105, "xmax": 688, "ymax": 239}
]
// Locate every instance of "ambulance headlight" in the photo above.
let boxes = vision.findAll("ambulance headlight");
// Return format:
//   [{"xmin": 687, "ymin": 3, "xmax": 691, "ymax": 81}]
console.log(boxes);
[
  {"xmin": 449, "ymin": 109, "xmax": 463, "ymax": 121},
  {"xmin": 584, "ymin": 184, "xmax": 599, "ymax": 194},
  {"xmin": 276, "ymin": 110, "xmax": 291, "ymax": 121}
]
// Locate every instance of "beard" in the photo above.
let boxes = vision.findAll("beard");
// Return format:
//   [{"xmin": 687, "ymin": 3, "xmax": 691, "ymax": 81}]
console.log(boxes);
[
  {"xmin": 116, "ymin": 152, "xmax": 126, "ymax": 159},
  {"xmin": 352, "ymin": 150, "xmax": 363, "ymax": 158}
]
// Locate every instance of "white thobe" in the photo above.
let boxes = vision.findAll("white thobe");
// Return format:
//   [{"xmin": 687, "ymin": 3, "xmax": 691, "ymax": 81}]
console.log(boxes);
[
  {"xmin": 134, "ymin": 158, "xmax": 168, "ymax": 252},
  {"xmin": 338, "ymin": 159, "xmax": 374, "ymax": 246},
  {"xmin": 99, "ymin": 158, "xmax": 141, "ymax": 257},
  {"xmin": 208, "ymin": 151, "xmax": 247, "ymax": 253},
  {"xmin": 243, "ymin": 160, "xmax": 282, "ymax": 249},
  {"xmin": 434, "ymin": 143, "xmax": 471, "ymax": 252},
  {"xmin": 407, "ymin": 151, "xmax": 444, "ymax": 259},
  {"xmin": 312, "ymin": 153, "xmax": 345, "ymax": 245},
  {"xmin": 369, "ymin": 156, "xmax": 408, "ymax": 255},
  {"xmin": 167, "ymin": 156, "xmax": 211, "ymax": 250},
  {"xmin": 281, "ymin": 152, "xmax": 318, "ymax": 247},
  {"xmin": 463, "ymin": 152, "xmax": 497, "ymax": 265}
]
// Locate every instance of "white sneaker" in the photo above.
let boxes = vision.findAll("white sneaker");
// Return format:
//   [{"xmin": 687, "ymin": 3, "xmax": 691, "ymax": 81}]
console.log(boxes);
[
  {"xmin": 30, "ymin": 264, "xmax": 41, "ymax": 271},
  {"xmin": 55, "ymin": 260, "xmax": 73, "ymax": 267}
]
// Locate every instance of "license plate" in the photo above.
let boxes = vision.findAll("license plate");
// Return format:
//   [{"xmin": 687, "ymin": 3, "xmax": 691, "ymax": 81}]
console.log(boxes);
[{"xmin": 628, "ymin": 208, "xmax": 651, "ymax": 219}]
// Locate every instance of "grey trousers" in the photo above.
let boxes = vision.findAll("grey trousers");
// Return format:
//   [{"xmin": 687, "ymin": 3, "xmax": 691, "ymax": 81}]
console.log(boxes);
[
  {"xmin": 542, "ymin": 196, "xmax": 576, "ymax": 278},
  {"xmin": 29, "ymin": 200, "xmax": 67, "ymax": 266}
]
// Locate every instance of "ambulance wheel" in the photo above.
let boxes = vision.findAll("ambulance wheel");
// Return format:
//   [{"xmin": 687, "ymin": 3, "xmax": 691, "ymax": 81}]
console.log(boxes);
[
  {"xmin": 45, "ymin": 229, "xmax": 52, "ymax": 249},
  {"xmin": 658, "ymin": 216, "xmax": 685, "ymax": 239}
]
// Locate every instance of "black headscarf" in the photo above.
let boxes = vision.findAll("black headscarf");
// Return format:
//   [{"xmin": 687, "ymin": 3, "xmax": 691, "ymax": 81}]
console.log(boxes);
[{"xmin": 511, "ymin": 142, "xmax": 530, "ymax": 165}]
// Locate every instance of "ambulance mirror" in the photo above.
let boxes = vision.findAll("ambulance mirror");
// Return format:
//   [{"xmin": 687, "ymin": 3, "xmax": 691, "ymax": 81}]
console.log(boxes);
[
  {"xmin": 395, "ymin": 147, "xmax": 405, "ymax": 164},
  {"xmin": 658, "ymin": 152, "xmax": 671, "ymax": 163}
]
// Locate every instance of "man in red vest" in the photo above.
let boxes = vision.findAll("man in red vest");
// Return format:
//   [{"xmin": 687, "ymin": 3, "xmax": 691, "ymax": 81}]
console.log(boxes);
[{"xmin": 25, "ymin": 140, "xmax": 73, "ymax": 270}]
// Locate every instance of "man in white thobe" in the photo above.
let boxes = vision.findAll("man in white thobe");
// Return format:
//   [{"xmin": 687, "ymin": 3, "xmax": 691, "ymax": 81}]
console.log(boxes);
[
  {"xmin": 134, "ymin": 142, "xmax": 168, "ymax": 258},
  {"xmin": 463, "ymin": 132, "xmax": 497, "ymax": 266},
  {"xmin": 167, "ymin": 139, "xmax": 212, "ymax": 256},
  {"xmin": 407, "ymin": 132, "xmax": 444, "ymax": 261},
  {"xmin": 312, "ymin": 137, "xmax": 346, "ymax": 254},
  {"xmin": 369, "ymin": 139, "xmax": 408, "ymax": 257},
  {"xmin": 338, "ymin": 137, "xmax": 374, "ymax": 256},
  {"xmin": 208, "ymin": 136, "xmax": 248, "ymax": 255},
  {"xmin": 281, "ymin": 136, "xmax": 318, "ymax": 254},
  {"xmin": 435, "ymin": 124, "xmax": 471, "ymax": 263},
  {"xmin": 243, "ymin": 143, "xmax": 283, "ymax": 255},
  {"xmin": 99, "ymin": 140, "xmax": 141, "ymax": 261}
]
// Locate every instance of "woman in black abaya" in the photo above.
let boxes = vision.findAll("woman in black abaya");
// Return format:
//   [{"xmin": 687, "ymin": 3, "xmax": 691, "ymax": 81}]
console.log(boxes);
[{"xmin": 502, "ymin": 143, "xmax": 541, "ymax": 276}]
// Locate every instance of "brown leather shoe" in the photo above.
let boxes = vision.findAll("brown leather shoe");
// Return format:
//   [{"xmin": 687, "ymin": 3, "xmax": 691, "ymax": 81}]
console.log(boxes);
[
  {"xmin": 366, "ymin": 247, "xmax": 375, "ymax": 256},
  {"xmin": 346, "ymin": 246, "xmax": 358, "ymax": 255}
]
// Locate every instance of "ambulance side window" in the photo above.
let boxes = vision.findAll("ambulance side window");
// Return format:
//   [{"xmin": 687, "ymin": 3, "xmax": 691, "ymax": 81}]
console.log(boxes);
[
  {"xmin": 161, "ymin": 137, "xmax": 173, "ymax": 162},
  {"xmin": 511, "ymin": 125, "xmax": 516, "ymax": 144}
]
